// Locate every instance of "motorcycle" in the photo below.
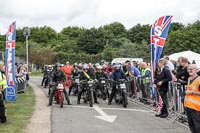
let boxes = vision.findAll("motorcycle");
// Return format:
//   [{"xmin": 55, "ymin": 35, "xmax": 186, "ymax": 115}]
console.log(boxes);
[
  {"xmin": 81, "ymin": 80, "xmax": 95, "ymax": 107},
  {"xmin": 55, "ymin": 83, "xmax": 65, "ymax": 108},
  {"xmin": 71, "ymin": 76, "xmax": 80, "ymax": 95},
  {"xmin": 114, "ymin": 79, "xmax": 128, "ymax": 108},
  {"xmin": 98, "ymin": 78, "xmax": 110, "ymax": 100}
]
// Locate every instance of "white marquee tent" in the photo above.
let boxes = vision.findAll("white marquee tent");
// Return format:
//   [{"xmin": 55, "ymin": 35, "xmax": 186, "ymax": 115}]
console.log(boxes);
[{"xmin": 169, "ymin": 50, "xmax": 200, "ymax": 68}]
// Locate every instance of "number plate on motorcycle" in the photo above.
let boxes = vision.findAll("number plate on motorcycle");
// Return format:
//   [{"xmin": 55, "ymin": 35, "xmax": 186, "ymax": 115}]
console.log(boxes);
[
  {"xmin": 101, "ymin": 80, "xmax": 105, "ymax": 83},
  {"xmin": 120, "ymin": 83, "xmax": 126, "ymax": 88},
  {"xmin": 89, "ymin": 84, "xmax": 92, "ymax": 87},
  {"xmin": 75, "ymin": 79, "xmax": 79, "ymax": 83},
  {"xmin": 57, "ymin": 84, "xmax": 64, "ymax": 89}
]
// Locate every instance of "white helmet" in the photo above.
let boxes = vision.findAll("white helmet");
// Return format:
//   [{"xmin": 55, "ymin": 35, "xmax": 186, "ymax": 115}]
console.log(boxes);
[{"xmin": 96, "ymin": 65, "xmax": 103, "ymax": 69}]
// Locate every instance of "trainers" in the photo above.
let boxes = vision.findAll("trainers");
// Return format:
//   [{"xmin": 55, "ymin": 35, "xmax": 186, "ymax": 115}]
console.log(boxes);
[
  {"xmin": 67, "ymin": 102, "xmax": 72, "ymax": 105},
  {"xmin": 108, "ymin": 102, "xmax": 111, "ymax": 105}
]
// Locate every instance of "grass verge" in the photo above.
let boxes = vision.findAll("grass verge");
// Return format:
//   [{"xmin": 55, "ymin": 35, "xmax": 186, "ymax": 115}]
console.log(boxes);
[
  {"xmin": 30, "ymin": 68, "xmax": 43, "ymax": 76},
  {"xmin": 0, "ymin": 87, "xmax": 35, "ymax": 133}
]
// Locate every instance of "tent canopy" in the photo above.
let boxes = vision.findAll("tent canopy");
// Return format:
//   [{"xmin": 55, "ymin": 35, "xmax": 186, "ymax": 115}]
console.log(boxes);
[{"xmin": 168, "ymin": 50, "xmax": 200, "ymax": 68}]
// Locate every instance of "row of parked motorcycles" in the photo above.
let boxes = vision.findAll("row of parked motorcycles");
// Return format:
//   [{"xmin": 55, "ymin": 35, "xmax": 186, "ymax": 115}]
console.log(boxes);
[{"xmin": 42, "ymin": 76, "xmax": 128, "ymax": 108}]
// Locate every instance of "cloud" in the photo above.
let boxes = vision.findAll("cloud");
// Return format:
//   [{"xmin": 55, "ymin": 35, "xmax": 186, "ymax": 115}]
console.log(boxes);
[{"xmin": 0, "ymin": 0, "xmax": 200, "ymax": 34}]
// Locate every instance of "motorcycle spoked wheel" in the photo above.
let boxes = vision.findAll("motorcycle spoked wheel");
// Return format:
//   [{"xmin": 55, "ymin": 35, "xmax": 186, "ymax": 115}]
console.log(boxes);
[
  {"xmin": 89, "ymin": 90, "xmax": 94, "ymax": 107},
  {"xmin": 122, "ymin": 92, "xmax": 128, "ymax": 108},
  {"xmin": 59, "ymin": 91, "xmax": 64, "ymax": 108},
  {"xmin": 102, "ymin": 87, "xmax": 107, "ymax": 100},
  {"xmin": 114, "ymin": 93, "xmax": 121, "ymax": 104}
]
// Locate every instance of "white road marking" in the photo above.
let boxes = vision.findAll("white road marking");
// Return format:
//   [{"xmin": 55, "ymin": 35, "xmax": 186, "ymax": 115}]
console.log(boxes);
[
  {"xmin": 59, "ymin": 104, "xmax": 153, "ymax": 113},
  {"xmin": 101, "ymin": 107, "xmax": 154, "ymax": 113},
  {"xmin": 93, "ymin": 105, "xmax": 117, "ymax": 123}
]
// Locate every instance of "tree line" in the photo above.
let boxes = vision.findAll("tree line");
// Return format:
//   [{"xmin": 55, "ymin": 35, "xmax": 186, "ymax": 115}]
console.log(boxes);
[{"xmin": 0, "ymin": 20, "xmax": 200, "ymax": 66}]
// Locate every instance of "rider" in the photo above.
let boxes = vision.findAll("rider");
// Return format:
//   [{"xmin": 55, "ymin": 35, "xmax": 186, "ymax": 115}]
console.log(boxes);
[
  {"xmin": 77, "ymin": 64, "xmax": 99, "ymax": 104},
  {"xmin": 108, "ymin": 64, "xmax": 128, "ymax": 105},
  {"xmin": 47, "ymin": 63, "xmax": 71, "ymax": 106},
  {"xmin": 95, "ymin": 65, "xmax": 109, "ymax": 98},
  {"xmin": 41, "ymin": 65, "xmax": 48, "ymax": 86},
  {"xmin": 44, "ymin": 65, "xmax": 53, "ymax": 88},
  {"xmin": 95, "ymin": 65, "xmax": 108, "ymax": 80},
  {"xmin": 69, "ymin": 63, "xmax": 80, "ymax": 95}
]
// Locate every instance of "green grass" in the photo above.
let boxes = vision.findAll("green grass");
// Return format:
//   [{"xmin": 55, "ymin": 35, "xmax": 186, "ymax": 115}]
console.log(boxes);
[
  {"xmin": 30, "ymin": 68, "xmax": 43, "ymax": 76},
  {"xmin": 0, "ymin": 87, "xmax": 35, "ymax": 133}
]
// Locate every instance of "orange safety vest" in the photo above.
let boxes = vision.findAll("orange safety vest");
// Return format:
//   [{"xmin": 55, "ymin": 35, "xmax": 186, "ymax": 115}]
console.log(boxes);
[
  {"xmin": 184, "ymin": 76, "xmax": 200, "ymax": 111},
  {"xmin": 61, "ymin": 65, "xmax": 73, "ymax": 76}
]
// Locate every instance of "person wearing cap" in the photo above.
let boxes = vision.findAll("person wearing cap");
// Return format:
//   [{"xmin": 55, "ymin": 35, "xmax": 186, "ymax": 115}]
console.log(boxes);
[
  {"xmin": 65, "ymin": 61, "xmax": 69, "ymax": 65},
  {"xmin": 47, "ymin": 63, "xmax": 71, "ymax": 106},
  {"xmin": 108, "ymin": 64, "xmax": 128, "ymax": 105},
  {"xmin": 77, "ymin": 64, "xmax": 99, "ymax": 104}
]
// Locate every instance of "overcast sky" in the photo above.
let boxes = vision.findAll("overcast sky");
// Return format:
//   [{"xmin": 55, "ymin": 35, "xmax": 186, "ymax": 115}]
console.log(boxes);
[{"xmin": 0, "ymin": 0, "xmax": 199, "ymax": 34}]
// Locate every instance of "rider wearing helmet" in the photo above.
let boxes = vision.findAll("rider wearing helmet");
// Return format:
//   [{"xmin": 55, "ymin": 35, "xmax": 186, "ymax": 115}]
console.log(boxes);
[
  {"xmin": 77, "ymin": 64, "xmax": 99, "ymax": 104},
  {"xmin": 95, "ymin": 65, "xmax": 108, "ymax": 80},
  {"xmin": 44, "ymin": 65, "xmax": 53, "ymax": 89},
  {"xmin": 41, "ymin": 64, "xmax": 48, "ymax": 86},
  {"xmin": 108, "ymin": 64, "xmax": 128, "ymax": 105},
  {"xmin": 69, "ymin": 63, "xmax": 80, "ymax": 95},
  {"xmin": 47, "ymin": 63, "xmax": 71, "ymax": 106}
]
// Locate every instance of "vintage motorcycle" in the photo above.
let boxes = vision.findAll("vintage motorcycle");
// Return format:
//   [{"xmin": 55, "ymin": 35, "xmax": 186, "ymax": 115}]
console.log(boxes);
[{"xmin": 114, "ymin": 79, "xmax": 128, "ymax": 108}]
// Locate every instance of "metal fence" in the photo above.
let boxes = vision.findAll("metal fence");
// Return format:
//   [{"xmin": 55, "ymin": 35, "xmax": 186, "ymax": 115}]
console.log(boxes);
[{"xmin": 127, "ymin": 77, "xmax": 188, "ymax": 124}]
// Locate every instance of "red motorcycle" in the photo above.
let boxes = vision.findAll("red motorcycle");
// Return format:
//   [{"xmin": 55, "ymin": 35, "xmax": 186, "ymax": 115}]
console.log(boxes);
[{"xmin": 55, "ymin": 83, "xmax": 65, "ymax": 108}]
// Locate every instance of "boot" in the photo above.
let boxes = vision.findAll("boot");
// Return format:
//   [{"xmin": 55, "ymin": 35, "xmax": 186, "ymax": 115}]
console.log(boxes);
[{"xmin": 77, "ymin": 96, "xmax": 81, "ymax": 104}]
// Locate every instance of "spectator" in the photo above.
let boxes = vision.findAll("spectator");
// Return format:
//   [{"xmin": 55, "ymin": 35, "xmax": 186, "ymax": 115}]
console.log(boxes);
[
  {"xmin": 184, "ymin": 64, "xmax": 200, "ymax": 133},
  {"xmin": 164, "ymin": 56, "xmax": 175, "ymax": 71},
  {"xmin": 155, "ymin": 58, "xmax": 172, "ymax": 118},
  {"xmin": 139, "ymin": 62, "xmax": 151, "ymax": 104},
  {"xmin": 0, "ymin": 61, "xmax": 8, "ymax": 124},
  {"xmin": 177, "ymin": 57, "xmax": 189, "ymax": 84},
  {"xmin": 36, "ymin": 65, "xmax": 40, "ymax": 75}
]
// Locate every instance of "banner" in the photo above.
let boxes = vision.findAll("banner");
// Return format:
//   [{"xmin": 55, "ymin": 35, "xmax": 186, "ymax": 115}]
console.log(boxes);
[
  {"xmin": 5, "ymin": 21, "xmax": 17, "ymax": 101},
  {"xmin": 150, "ymin": 16, "xmax": 173, "ymax": 96}
]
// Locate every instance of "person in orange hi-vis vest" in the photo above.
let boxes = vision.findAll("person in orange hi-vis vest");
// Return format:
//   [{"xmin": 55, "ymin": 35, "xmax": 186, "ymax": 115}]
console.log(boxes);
[
  {"xmin": 61, "ymin": 62, "xmax": 73, "ymax": 88},
  {"xmin": 184, "ymin": 64, "xmax": 200, "ymax": 133}
]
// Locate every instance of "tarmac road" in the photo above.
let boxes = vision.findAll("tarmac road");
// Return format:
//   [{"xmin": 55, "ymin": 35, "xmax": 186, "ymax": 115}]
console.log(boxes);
[{"xmin": 30, "ymin": 76, "xmax": 190, "ymax": 133}]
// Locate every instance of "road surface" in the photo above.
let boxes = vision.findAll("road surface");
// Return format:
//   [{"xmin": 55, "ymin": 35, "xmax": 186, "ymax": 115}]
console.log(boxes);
[{"xmin": 30, "ymin": 76, "xmax": 190, "ymax": 133}]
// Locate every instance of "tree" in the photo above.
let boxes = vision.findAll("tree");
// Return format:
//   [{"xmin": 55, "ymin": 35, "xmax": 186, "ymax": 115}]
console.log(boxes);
[
  {"xmin": 29, "ymin": 42, "xmax": 55, "ymax": 65},
  {"xmin": 101, "ymin": 22, "xmax": 127, "ymax": 39},
  {"xmin": 164, "ymin": 21, "xmax": 200, "ymax": 55},
  {"xmin": 77, "ymin": 28, "xmax": 106, "ymax": 54},
  {"xmin": 127, "ymin": 24, "xmax": 151, "ymax": 45},
  {"xmin": 117, "ymin": 42, "xmax": 151, "ymax": 62}
]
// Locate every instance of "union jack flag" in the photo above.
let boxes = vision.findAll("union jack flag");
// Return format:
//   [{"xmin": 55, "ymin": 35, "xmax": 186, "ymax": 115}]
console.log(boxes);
[
  {"xmin": 150, "ymin": 16, "xmax": 173, "ymax": 97},
  {"xmin": 156, "ymin": 95, "xmax": 163, "ymax": 113},
  {"xmin": 5, "ymin": 21, "xmax": 17, "ymax": 102}
]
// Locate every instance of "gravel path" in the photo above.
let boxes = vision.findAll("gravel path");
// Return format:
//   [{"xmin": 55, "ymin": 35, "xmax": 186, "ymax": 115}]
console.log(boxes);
[{"xmin": 25, "ymin": 82, "xmax": 51, "ymax": 133}]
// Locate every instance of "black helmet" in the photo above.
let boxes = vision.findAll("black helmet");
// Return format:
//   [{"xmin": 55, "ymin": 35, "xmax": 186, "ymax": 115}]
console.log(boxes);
[{"xmin": 55, "ymin": 63, "xmax": 61, "ymax": 68}]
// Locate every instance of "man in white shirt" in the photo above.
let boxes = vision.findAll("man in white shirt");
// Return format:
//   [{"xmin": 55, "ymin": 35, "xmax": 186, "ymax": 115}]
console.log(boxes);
[{"xmin": 164, "ymin": 56, "xmax": 174, "ymax": 71}]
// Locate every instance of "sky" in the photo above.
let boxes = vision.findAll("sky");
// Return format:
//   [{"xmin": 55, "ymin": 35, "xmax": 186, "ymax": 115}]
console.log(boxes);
[{"xmin": 0, "ymin": 0, "xmax": 199, "ymax": 34}]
